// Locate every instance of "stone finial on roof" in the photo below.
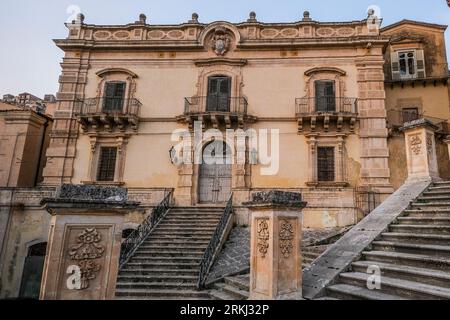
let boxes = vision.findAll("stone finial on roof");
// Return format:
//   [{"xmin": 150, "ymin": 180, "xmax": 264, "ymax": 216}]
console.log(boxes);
[
  {"xmin": 247, "ymin": 11, "xmax": 257, "ymax": 22},
  {"xmin": 302, "ymin": 11, "xmax": 312, "ymax": 21},
  {"xmin": 76, "ymin": 13, "xmax": 85, "ymax": 25},
  {"xmin": 139, "ymin": 13, "xmax": 147, "ymax": 24},
  {"xmin": 189, "ymin": 13, "xmax": 199, "ymax": 23}
]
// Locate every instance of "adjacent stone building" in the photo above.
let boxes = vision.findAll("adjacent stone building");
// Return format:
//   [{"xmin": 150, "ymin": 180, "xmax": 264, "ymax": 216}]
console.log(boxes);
[{"xmin": 0, "ymin": 11, "xmax": 449, "ymax": 299}]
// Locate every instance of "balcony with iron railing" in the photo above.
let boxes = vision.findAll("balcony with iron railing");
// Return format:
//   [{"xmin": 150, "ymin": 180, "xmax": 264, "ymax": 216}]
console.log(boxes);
[
  {"xmin": 295, "ymin": 96, "xmax": 358, "ymax": 132},
  {"xmin": 177, "ymin": 96, "xmax": 256, "ymax": 129},
  {"xmin": 75, "ymin": 97, "xmax": 141, "ymax": 132}
]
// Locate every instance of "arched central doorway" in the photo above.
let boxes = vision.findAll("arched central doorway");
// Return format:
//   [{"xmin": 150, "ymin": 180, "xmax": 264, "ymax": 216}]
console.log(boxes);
[{"xmin": 198, "ymin": 141, "xmax": 232, "ymax": 203}]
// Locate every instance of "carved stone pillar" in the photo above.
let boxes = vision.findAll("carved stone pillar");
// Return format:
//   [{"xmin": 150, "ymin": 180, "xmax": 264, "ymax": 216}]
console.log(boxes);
[
  {"xmin": 443, "ymin": 135, "xmax": 450, "ymax": 161},
  {"xmin": 40, "ymin": 184, "xmax": 139, "ymax": 300},
  {"xmin": 401, "ymin": 119, "xmax": 440, "ymax": 180},
  {"xmin": 245, "ymin": 191, "xmax": 307, "ymax": 300}
]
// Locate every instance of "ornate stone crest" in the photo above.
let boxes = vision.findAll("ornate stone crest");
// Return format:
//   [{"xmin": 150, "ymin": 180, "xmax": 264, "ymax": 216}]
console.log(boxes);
[
  {"xmin": 68, "ymin": 228, "xmax": 105, "ymax": 289},
  {"xmin": 279, "ymin": 220, "xmax": 294, "ymax": 258},
  {"xmin": 256, "ymin": 219, "xmax": 269, "ymax": 258},
  {"xmin": 210, "ymin": 27, "xmax": 231, "ymax": 56},
  {"xmin": 410, "ymin": 135, "xmax": 422, "ymax": 155}
]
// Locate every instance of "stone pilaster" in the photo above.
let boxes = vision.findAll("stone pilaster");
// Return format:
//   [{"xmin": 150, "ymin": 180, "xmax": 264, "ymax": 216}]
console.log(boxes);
[
  {"xmin": 40, "ymin": 184, "xmax": 139, "ymax": 300},
  {"xmin": 42, "ymin": 47, "xmax": 90, "ymax": 185},
  {"xmin": 401, "ymin": 119, "xmax": 440, "ymax": 180},
  {"xmin": 356, "ymin": 47, "xmax": 393, "ymax": 195},
  {"xmin": 245, "ymin": 191, "xmax": 306, "ymax": 300}
]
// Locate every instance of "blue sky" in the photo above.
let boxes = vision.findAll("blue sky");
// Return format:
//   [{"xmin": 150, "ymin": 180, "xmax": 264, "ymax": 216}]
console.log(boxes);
[{"xmin": 0, "ymin": 0, "xmax": 449, "ymax": 97}]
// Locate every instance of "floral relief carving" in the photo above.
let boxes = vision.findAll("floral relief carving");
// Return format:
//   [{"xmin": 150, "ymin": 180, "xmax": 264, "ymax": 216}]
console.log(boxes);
[
  {"xmin": 68, "ymin": 228, "xmax": 105, "ymax": 289},
  {"xmin": 257, "ymin": 219, "xmax": 269, "ymax": 258},
  {"xmin": 279, "ymin": 220, "xmax": 294, "ymax": 258},
  {"xmin": 410, "ymin": 135, "xmax": 422, "ymax": 155}
]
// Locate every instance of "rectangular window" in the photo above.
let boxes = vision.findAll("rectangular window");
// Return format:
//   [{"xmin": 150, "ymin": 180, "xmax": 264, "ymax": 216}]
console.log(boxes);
[
  {"xmin": 103, "ymin": 82, "xmax": 126, "ymax": 112},
  {"xmin": 317, "ymin": 147, "xmax": 335, "ymax": 182},
  {"xmin": 402, "ymin": 108, "xmax": 419, "ymax": 123},
  {"xmin": 315, "ymin": 81, "xmax": 336, "ymax": 112},
  {"xmin": 97, "ymin": 147, "xmax": 117, "ymax": 182}
]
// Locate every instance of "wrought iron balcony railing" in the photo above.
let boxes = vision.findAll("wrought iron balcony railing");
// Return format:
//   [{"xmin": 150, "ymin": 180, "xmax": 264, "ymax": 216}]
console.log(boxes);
[
  {"xmin": 184, "ymin": 96, "xmax": 248, "ymax": 116},
  {"xmin": 77, "ymin": 97, "xmax": 141, "ymax": 117},
  {"xmin": 295, "ymin": 97, "xmax": 358, "ymax": 116},
  {"xmin": 75, "ymin": 97, "xmax": 141, "ymax": 132}
]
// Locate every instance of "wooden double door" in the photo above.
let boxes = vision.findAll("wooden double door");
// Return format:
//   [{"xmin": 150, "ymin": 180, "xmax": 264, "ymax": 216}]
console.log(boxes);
[
  {"xmin": 206, "ymin": 76, "xmax": 231, "ymax": 112},
  {"xmin": 198, "ymin": 141, "xmax": 232, "ymax": 203}
]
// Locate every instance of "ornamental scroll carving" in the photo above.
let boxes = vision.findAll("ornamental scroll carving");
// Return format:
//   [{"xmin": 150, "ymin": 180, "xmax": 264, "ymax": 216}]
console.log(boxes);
[
  {"xmin": 256, "ymin": 219, "xmax": 269, "ymax": 258},
  {"xmin": 210, "ymin": 27, "xmax": 231, "ymax": 56},
  {"xmin": 410, "ymin": 135, "xmax": 422, "ymax": 155},
  {"xmin": 68, "ymin": 228, "xmax": 105, "ymax": 289},
  {"xmin": 279, "ymin": 220, "xmax": 294, "ymax": 258}
]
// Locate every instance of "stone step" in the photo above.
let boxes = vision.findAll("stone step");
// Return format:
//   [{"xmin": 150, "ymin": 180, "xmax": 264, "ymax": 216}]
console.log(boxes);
[
  {"xmin": 326, "ymin": 283, "xmax": 405, "ymax": 300},
  {"xmin": 314, "ymin": 296, "xmax": 340, "ymax": 300},
  {"xmin": 162, "ymin": 217, "xmax": 219, "ymax": 226},
  {"xmin": 115, "ymin": 288, "xmax": 209, "ymax": 298},
  {"xmin": 215, "ymin": 283, "xmax": 248, "ymax": 300},
  {"xmin": 432, "ymin": 181, "xmax": 450, "ymax": 186},
  {"xmin": 339, "ymin": 272, "xmax": 450, "ymax": 300},
  {"xmin": 372, "ymin": 241, "xmax": 450, "ymax": 258},
  {"xmin": 423, "ymin": 190, "xmax": 450, "ymax": 196},
  {"xmin": 129, "ymin": 256, "xmax": 202, "ymax": 264},
  {"xmin": 417, "ymin": 195, "xmax": 450, "ymax": 201},
  {"xmin": 303, "ymin": 252, "xmax": 322, "ymax": 260},
  {"xmin": 117, "ymin": 281, "xmax": 197, "ymax": 290},
  {"xmin": 170, "ymin": 207, "xmax": 224, "ymax": 212},
  {"xmin": 362, "ymin": 251, "xmax": 450, "ymax": 271},
  {"xmin": 381, "ymin": 232, "xmax": 450, "ymax": 245},
  {"xmin": 138, "ymin": 245, "xmax": 208, "ymax": 250},
  {"xmin": 165, "ymin": 215, "xmax": 223, "ymax": 220},
  {"xmin": 224, "ymin": 276, "xmax": 250, "ymax": 291},
  {"xmin": 389, "ymin": 224, "xmax": 450, "ymax": 235},
  {"xmin": 302, "ymin": 245, "xmax": 328, "ymax": 254},
  {"xmin": 117, "ymin": 274, "xmax": 198, "ymax": 284},
  {"xmin": 124, "ymin": 262, "xmax": 199, "ymax": 270},
  {"xmin": 151, "ymin": 230, "xmax": 215, "ymax": 236},
  {"xmin": 351, "ymin": 260, "xmax": 450, "ymax": 289},
  {"xmin": 146, "ymin": 235, "xmax": 213, "ymax": 241},
  {"xmin": 208, "ymin": 289, "xmax": 238, "ymax": 300},
  {"xmin": 403, "ymin": 209, "xmax": 450, "ymax": 217},
  {"xmin": 396, "ymin": 217, "xmax": 450, "ymax": 225},
  {"xmin": 133, "ymin": 251, "xmax": 204, "ymax": 258},
  {"xmin": 155, "ymin": 226, "xmax": 217, "ymax": 231},
  {"xmin": 119, "ymin": 269, "xmax": 199, "ymax": 276},
  {"xmin": 411, "ymin": 202, "xmax": 450, "ymax": 208}
]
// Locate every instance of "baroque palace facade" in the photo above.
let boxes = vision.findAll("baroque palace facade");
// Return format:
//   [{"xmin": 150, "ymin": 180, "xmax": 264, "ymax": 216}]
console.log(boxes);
[{"xmin": 0, "ymin": 11, "xmax": 449, "ymax": 299}]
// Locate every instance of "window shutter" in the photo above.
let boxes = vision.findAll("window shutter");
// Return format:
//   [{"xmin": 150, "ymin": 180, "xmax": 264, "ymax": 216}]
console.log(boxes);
[
  {"xmin": 391, "ymin": 51, "xmax": 400, "ymax": 80},
  {"xmin": 416, "ymin": 50, "xmax": 426, "ymax": 79}
]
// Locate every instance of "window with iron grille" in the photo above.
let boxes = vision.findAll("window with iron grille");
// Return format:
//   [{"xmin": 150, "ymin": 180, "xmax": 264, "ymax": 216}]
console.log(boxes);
[
  {"xmin": 97, "ymin": 147, "xmax": 117, "ymax": 181},
  {"xmin": 317, "ymin": 147, "xmax": 335, "ymax": 182},
  {"xmin": 402, "ymin": 107, "xmax": 419, "ymax": 123}
]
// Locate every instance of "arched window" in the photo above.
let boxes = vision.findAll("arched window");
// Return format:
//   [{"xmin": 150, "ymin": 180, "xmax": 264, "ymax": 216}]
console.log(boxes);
[{"xmin": 19, "ymin": 242, "xmax": 47, "ymax": 299}]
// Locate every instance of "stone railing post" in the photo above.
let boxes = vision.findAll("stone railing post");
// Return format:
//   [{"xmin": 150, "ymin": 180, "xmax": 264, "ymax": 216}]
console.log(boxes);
[
  {"xmin": 39, "ymin": 184, "xmax": 139, "ymax": 300},
  {"xmin": 401, "ymin": 119, "xmax": 440, "ymax": 180},
  {"xmin": 244, "ymin": 191, "xmax": 307, "ymax": 300}
]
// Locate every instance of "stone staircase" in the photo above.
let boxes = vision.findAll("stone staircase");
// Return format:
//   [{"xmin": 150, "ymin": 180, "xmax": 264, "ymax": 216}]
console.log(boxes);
[
  {"xmin": 320, "ymin": 181, "xmax": 450, "ymax": 300},
  {"xmin": 115, "ymin": 207, "xmax": 224, "ymax": 300}
]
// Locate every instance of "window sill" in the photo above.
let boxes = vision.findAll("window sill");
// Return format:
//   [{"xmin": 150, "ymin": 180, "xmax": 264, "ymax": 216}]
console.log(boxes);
[{"xmin": 306, "ymin": 181, "xmax": 349, "ymax": 188}]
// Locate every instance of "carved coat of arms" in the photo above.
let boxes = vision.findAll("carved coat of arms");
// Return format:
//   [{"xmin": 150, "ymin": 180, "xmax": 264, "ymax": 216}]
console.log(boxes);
[{"xmin": 211, "ymin": 27, "xmax": 230, "ymax": 56}]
